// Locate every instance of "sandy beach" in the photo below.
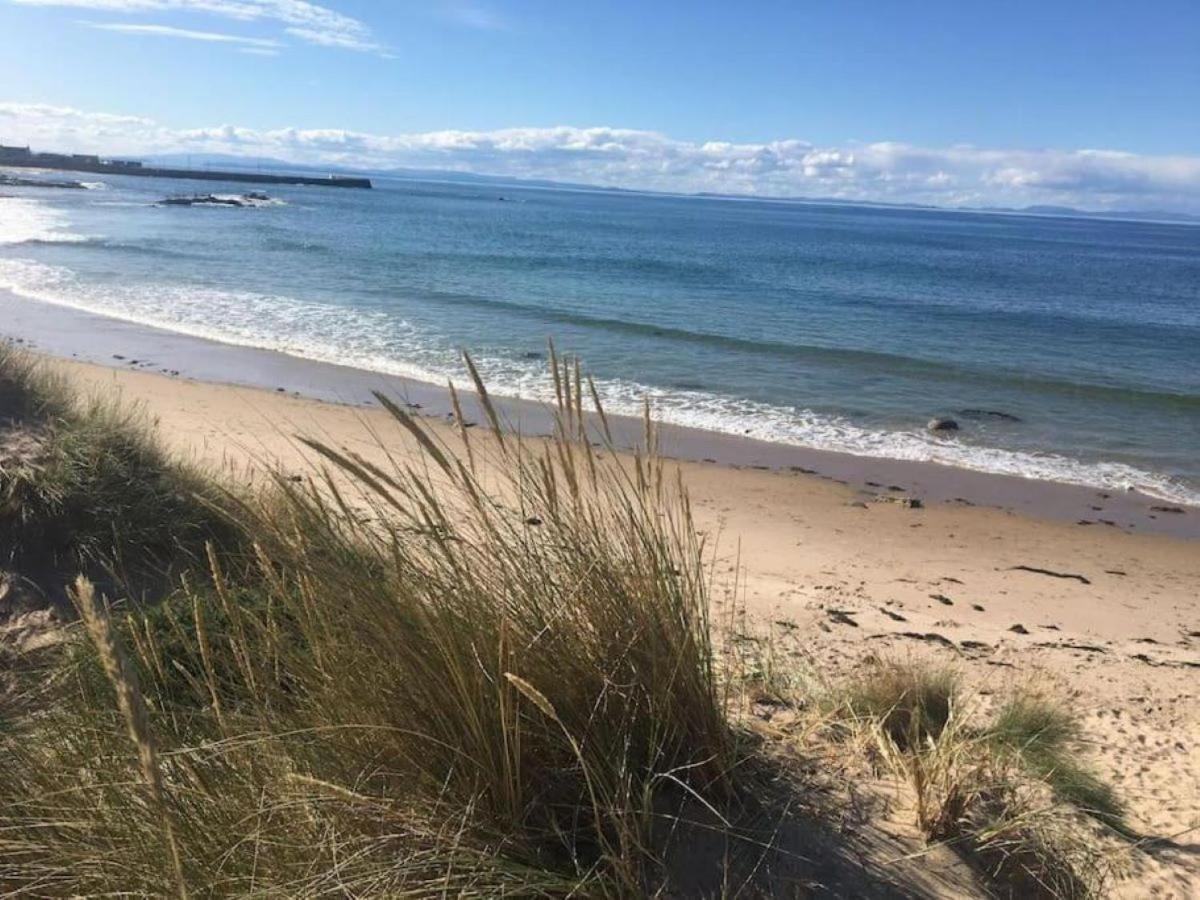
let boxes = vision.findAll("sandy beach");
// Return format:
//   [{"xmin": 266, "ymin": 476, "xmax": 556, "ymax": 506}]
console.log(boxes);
[
  {"xmin": 3, "ymin": 291, "xmax": 1199, "ymax": 894},
  {"xmin": 36, "ymin": 347, "xmax": 1200, "ymax": 896}
]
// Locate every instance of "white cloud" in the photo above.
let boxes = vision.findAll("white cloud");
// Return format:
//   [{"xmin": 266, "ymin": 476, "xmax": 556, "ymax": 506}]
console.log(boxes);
[
  {"xmin": 11, "ymin": 0, "xmax": 383, "ymax": 53},
  {"xmin": 3, "ymin": 102, "xmax": 1199, "ymax": 213},
  {"xmin": 81, "ymin": 21, "xmax": 281, "ymax": 47}
]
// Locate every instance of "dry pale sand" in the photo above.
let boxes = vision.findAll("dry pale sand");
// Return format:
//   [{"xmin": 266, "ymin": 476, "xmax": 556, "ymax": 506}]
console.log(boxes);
[{"xmin": 58, "ymin": 358, "xmax": 1200, "ymax": 897}]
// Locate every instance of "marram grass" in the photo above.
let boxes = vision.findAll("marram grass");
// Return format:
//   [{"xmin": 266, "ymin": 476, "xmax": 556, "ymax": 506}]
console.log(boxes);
[{"xmin": 0, "ymin": 348, "xmax": 734, "ymax": 896}]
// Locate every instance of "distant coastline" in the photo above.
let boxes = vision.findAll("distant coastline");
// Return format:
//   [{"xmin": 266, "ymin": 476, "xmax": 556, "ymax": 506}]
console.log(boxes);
[{"xmin": 0, "ymin": 143, "xmax": 372, "ymax": 189}]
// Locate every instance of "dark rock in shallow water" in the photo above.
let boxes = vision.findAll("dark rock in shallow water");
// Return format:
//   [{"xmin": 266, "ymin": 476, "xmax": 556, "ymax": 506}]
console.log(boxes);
[
  {"xmin": 959, "ymin": 408, "xmax": 1022, "ymax": 422},
  {"xmin": 927, "ymin": 417, "xmax": 959, "ymax": 432},
  {"xmin": 159, "ymin": 193, "xmax": 272, "ymax": 208},
  {"xmin": 161, "ymin": 194, "xmax": 240, "ymax": 207}
]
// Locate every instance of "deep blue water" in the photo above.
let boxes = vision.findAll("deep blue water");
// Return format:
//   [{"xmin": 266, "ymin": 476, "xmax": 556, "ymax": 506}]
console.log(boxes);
[{"xmin": 2, "ymin": 171, "xmax": 1198, "ymax": 503}]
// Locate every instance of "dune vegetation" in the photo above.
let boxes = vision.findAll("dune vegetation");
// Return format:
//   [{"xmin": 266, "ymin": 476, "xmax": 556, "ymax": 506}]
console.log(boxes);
[{"xmin": 0, "ymin": 344, "xmax": 1135, "ymax": 897}]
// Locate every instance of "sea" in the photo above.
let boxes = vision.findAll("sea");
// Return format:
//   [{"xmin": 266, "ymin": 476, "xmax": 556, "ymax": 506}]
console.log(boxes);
[{"xmin": 2, "ymin": 171, "xmax": 1198, "ymax": 505}]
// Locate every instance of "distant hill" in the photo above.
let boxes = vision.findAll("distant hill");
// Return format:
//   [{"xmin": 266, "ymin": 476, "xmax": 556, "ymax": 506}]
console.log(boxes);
[
  {"xmin": 973, "ymin": 203, "xmax": 1200, "ymax": 224},
  {"xmin": 124, "ymin": 152, "xmax": 1200, "ymax": 224}
]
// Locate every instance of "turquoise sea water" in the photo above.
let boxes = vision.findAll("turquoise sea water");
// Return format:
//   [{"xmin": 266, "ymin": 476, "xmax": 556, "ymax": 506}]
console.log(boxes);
[{"xmin": 2, "ymin": 172, "xmax": 1198, "ymax": 503}]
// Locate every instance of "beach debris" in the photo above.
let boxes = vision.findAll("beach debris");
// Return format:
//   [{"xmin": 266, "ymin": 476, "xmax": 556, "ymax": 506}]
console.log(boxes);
[
  {"xmin": 1104, "ymin": 569, "xmax": 1127, "ymax": 576},
  {"xmin": 971, "ymin": 603, "xmax": 985, "ymax": 611},
  {"xmin": 1036, "ymin": 641, "xmax": 1108, "ymax": 653},
  {"xmin": 879, "ymin": 606, "xmax": 907, "ymax": 622},
  {"xmin": 826, "ymin": 608, "xmax": 859, "ymax": 628},
  {"xmin": 1130, "ymin": 653, "xmax": 1200, "ymax": 670},
  {"xmin": 1007, "ymin": 564, "xmax": 1091, "ymax": 585},
  {"xmin": 930, "ymin": 593, "xmax": 954, "ymax": 606},
  {"xmin": 927, "ymin": 417, "xmax": 959, "ymax": 432},
  {"xmin": 1008, "ymin": 624, "xmax": 1030, "ymax": 635},
  {"xmin": 897, "ymin": 631, "xmax": 959, "ymax": 651},
  {"xmin": 877, "ymin": 494, "xmax": 923, "ymax": 509},
  {"xmin": 960, "ymin": 640, "xmax": 991, "ymax": 654},
  {"xmin": 1149, "ymin": 505, "xmax": 1185, "ymax": 514}
]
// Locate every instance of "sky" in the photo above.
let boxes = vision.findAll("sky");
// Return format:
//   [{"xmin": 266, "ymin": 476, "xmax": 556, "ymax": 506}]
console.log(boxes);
[{"xmin": 2, "ymin": 0, "xmax": 1200, "ymax": 211}]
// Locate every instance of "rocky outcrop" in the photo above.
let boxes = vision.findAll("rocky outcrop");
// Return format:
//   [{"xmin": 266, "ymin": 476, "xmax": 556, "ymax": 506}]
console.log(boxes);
[{"xmin": 159, "ymin": 192, "xmax": 275, "ymax": 208}]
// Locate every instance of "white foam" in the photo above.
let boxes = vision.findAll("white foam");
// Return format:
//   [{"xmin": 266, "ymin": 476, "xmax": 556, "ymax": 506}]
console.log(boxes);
[
  {"xmin": 1, "ymin": 255, "xmax": 1196, "ymax": 507},
  {"xmin": 0, "ymin": 198, "xmax": 86, "ymax": 245},
  {"xmin": 468, "ymin": 355, "xmax": 1200, "ymax": 507}
]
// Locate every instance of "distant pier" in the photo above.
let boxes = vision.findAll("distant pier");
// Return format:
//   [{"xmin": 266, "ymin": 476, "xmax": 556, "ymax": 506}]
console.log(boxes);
[{"xmin": 0, "ymin": 144, "xmax": 372, "ymax": 189}]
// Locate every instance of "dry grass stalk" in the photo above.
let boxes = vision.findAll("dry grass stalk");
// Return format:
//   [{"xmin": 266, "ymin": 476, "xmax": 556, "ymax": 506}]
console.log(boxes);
[{"xmin": 72, "ymin": 575, "xmax": 189, "ymax": 899}]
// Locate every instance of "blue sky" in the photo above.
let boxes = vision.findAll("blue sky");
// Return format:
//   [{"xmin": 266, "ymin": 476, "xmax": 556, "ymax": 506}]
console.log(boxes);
[{"xmin": 3, "ymin": 0, "xmax": 1200, "ymax": 210}]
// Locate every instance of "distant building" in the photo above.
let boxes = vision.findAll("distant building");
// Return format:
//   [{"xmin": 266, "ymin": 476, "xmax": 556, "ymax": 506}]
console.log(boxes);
[
  {"xmin": 106, "ymin": 159, "xmax": 144, "ymax": 169},
  {"xmin": 0, "ymin": 144, "xmax": 32, "ymax": 160}
]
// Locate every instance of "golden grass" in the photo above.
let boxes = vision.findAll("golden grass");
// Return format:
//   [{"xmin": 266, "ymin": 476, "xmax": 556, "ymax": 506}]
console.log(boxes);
[
  {"xmin": 0, "ymin": 349, "xmax": 739, "ymax": 896},
  {"xmin": 840, "ymin": 659, "xmax": 1129, "ymax": 898}
]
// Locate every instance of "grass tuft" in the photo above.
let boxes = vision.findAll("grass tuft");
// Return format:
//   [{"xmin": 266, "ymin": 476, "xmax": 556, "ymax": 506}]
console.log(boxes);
[
  {"xmin": 841, "ymin": 657, "xmax": 959, "ymax": 751},
  {"xmin": 987, "ymin": 692, "xmax": 1129, "ymax": 834},
  {"xmin": 0, "ymin": 345, "xmax": 238, "ymax": 603},
  {"xmin": 844, "ymin": 661, "xmax": 1128, "ymax": 898}
]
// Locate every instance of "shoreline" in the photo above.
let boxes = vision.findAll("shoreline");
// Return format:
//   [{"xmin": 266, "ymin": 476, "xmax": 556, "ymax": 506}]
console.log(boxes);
[{"xmin": 2, "ymin": 287, "xmax": 1196, "ymax": 540}]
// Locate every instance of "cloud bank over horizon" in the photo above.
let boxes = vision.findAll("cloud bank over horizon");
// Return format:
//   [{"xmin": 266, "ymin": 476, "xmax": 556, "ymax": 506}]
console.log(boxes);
[{"xmin": 2, "ymin": 102, "xmax": 1199, "ymax": 213}]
